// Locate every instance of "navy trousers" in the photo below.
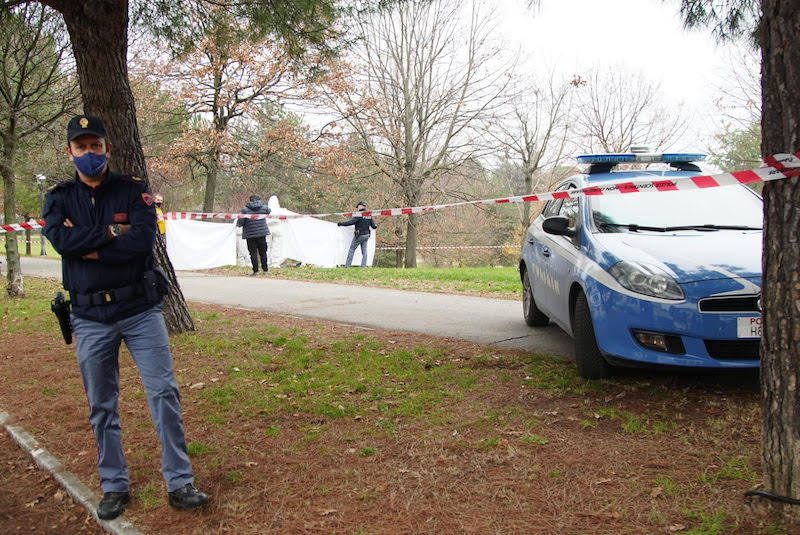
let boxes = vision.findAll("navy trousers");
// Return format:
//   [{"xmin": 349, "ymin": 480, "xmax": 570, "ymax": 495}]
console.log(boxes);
[{"xmin": 72, "ymin": 305, "xmax": 194, "ymax": 493}]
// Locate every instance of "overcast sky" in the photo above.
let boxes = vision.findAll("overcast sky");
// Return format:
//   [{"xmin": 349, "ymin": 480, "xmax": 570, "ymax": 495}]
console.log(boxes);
[{"xmin": 498, "ymin": 0, "xmax": 751, "ymax": 152}]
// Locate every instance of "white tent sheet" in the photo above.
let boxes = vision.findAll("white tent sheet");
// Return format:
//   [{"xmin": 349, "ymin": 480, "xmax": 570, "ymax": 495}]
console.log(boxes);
[
  {"xmin": 164, "ymin": 196, "xmax": 375, "ymax": 270},
  {"xmin": 165, "ymin": 218, "xmax": 237, "ymax": 270},
  {"xmin": 236, "ymin": 196, "xmax": 375, "ymax": 268}
]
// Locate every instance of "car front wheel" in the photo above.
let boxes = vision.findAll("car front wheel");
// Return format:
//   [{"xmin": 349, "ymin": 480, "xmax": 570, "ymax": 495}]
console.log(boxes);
[
  {"xmin": 573, "ymin": 291, "xmax": 611, "ymax": 379},
  {"xmin": 522, "ymin": 267, "xmax": 549, "ymax": 327}
]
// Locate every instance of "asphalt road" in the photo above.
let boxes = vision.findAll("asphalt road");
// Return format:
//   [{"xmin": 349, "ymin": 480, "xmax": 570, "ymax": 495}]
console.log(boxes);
[{"xmin": 4, "ymin": 255, "xmax": 573, "ymax": 358}]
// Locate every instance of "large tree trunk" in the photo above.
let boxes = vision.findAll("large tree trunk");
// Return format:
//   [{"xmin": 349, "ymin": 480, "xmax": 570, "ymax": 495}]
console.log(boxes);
[
  {"xmin": 154, "ymin": 235, "xmax": 194, "ymax": 333},
  {"xmin": 44, "ymin": 0, "xmax": 194, "ymax": 332},
  {"xmin": 520, "ymin": 168, "xmax": 534, "ymax": 247},
  {"xmin": 60, "ymin": 4, "xmax": 143, "ymax": 175},
  {"xmin": 203, "ymin": 153, "xmax": 219, "ymax": 213},
  {"xmin": 404, "ymin": 213, "xmax": 418, "ymax": 268},
  {"xmin": 403, "ymin": 177, "xmax": 421, "ymax": 268},
  {"xmin": 759, "ymin": 0, "xmax": 800, "ymax": 516},
  {"xmin": 1, "ymin": 130, "xmax": 24, "ymax": 297}
]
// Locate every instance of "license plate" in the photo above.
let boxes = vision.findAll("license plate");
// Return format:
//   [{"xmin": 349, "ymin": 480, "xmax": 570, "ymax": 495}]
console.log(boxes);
[{"xmin": 737, "ymin": 316, "xmax": 762, "ymax": 338}]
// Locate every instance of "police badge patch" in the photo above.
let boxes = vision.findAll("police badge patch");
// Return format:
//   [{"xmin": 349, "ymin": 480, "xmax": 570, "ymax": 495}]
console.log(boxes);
[{"xmin": 141, "ymin": 192, "xmax": 154, "ymax": 206}]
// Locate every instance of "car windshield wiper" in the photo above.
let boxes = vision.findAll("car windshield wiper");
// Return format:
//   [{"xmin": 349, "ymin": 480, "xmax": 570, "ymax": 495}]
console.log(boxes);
[
  {"xmin": 597, "ymin": 222, "xmax": 671, "ymax": 232},
  {"xmin": 666, "ymin": 224, "xmax": 763, "ymax": 231},
  {"xmin": 597, "ymin": 223, "xmax": 762, "ymax": 232}
]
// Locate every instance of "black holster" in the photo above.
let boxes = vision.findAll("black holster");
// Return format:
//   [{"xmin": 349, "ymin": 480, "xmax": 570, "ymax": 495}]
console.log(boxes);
[
  {"xmin": 51, "ymin": 292, "xmax": 73, "ymax": 345},
  {"xmin": 142, "ymin": 267, "xmax": 171, "ymax": 304}
]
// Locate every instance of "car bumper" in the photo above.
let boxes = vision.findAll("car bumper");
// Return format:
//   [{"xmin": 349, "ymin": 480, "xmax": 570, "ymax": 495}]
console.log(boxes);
[{"xmin": 584, "ymin": 280, "xmax": 760, "ymax": 368}]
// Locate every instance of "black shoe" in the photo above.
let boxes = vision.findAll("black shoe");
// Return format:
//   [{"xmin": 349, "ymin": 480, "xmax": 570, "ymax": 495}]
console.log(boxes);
[
  {"xmin": 168, "ymin": 483, "xmax": 209, "ymax": 509},
  {"xmin": 97, "ymin": 491, "xmax": 129, "ymax": 520}
]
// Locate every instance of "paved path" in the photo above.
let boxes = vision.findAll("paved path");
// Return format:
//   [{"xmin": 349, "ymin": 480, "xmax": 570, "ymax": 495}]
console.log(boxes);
[{"xmin": 5, "ymin": 255, "xmax": 573, "ymax": 357}]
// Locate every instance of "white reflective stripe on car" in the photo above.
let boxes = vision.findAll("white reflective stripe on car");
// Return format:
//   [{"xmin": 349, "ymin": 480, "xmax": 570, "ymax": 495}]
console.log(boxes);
[
  {"xmin": 691, "ymin": 266, "xmax": 761, "ymax": 296},
  {"xmin": 531, "ymin": 221, "xmax": 686, "ymax": 305}
]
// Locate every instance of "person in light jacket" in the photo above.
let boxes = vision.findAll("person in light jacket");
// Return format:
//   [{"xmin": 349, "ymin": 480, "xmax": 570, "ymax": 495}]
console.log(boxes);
[
  {"xmin": 237, "ymin": 195, "xmax": 271, "ymax": 274},
  {"xmin": 338, "ymin": 201, "xmax": 377, "ymax": 267}
]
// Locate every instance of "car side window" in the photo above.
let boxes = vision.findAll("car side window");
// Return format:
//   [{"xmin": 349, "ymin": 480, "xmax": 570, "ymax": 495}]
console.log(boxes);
[
  {"xmin": 542, "ymin": 183, "xmax": 573, "ymax": 217},
  {"xmin": 543, "ymin": 198, "xmax": 563, "ymax": 217},
  {"xmin": 559, "ymin": 196, "xmax": 579, "ymax": 228}
]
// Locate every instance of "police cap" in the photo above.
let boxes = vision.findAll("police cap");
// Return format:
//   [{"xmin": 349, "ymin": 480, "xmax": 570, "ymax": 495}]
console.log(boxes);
[{"xmin": 67, "ymin": 115, "xmax": 107, "ymax": 142}]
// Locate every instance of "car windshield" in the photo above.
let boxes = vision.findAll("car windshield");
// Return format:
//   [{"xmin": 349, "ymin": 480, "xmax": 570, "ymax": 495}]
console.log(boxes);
[{"xmin": 590, "ymin": 184, "xmax": 763, "ymax": 232}]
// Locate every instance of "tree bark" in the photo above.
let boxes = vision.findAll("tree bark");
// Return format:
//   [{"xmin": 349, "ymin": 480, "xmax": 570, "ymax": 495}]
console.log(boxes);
[
  {"xmin": 51, "ymin": 0, "xmax": 145, "ymax": 176},
  {"xmin": 203, "ymin": 152, "xmax": 219, "ymax": 213},
  {"xmin": 1, "ymin": 128, "xmax": 24, "ymax": 297},
  {"xmin": 44, "ymin": 0, "xmax": 194, "ymax": 332},
  {"xmin": 520, "ymin": 168, "xmax": 534, "ymax": 246},
  {"xmin": 759, "ymin": 0, "xmax": 800, "ymax": 517},
  {"xmin": 404, "ymin": 212, "xmax": 418, "ymax": 268},
  {"xmin": 154, "ymin": 235, "xmax": 194, "ymax": 333},
  {"xmin": 403, "ymin": 177, "xmax": 421, "ymax": 268}
]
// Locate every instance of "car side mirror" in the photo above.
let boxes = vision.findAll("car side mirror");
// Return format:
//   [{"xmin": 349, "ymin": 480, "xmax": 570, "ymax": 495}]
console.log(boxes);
[{"xmin": 542, "ymin": 216, "xmax": 576, "ymax": 238}]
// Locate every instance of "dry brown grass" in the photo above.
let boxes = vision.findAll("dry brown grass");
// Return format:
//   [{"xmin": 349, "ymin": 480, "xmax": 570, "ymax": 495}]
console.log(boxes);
[{"xmin": 1, "ymin": 278, "xmax": 797, "ymax": 534}]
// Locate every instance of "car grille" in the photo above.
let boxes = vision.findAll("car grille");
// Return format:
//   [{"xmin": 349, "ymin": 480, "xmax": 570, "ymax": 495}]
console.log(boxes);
[
  {"xmin": 698, "ymin": 295, "xmax": 759, "ymax": 313},
  {"xmin": 704, "ymin": 340, "xmax": 760, "ymax": 360}
]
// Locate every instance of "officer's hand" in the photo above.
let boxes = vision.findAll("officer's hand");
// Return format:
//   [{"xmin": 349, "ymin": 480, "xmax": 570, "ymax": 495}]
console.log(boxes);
[
  {"xmin": 83, "ymin": 251, "xmax": 99, "ymax": 260},
  {"xmin": 63, "ymin": 219, "xmax": 74, "ymax": 227},
  {"xmin": 118, "ymin": 224, "xmax": 131, "ymax": 234}
]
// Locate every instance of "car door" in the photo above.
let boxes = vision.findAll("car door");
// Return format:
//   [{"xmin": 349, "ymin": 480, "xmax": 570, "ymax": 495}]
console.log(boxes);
[
  {"xmin": 525, "ymin": 185, "xmax": 570, "ymax": 323},
  {"xmin": 543, "ymin": 192, "xmax": 582, "ymax": 332}
]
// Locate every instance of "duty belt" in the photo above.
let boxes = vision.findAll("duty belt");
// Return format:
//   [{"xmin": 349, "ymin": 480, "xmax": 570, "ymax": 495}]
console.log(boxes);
[{"xmin": 70, "ymin": 283, "xmax": 142, "ymax": 306}]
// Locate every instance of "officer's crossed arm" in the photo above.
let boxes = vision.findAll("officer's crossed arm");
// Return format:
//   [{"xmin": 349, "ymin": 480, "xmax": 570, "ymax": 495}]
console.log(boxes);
[
  {"xmin": 96, "ymin": 187, "xmax": 157, "ymax": 263},
  {"xmin": 43, "ymin": 194, "xmax": 110, "ymax": 259},
  {"xmin": 61, "ymin": 218, "xmax": 131, "ymax": 260}
]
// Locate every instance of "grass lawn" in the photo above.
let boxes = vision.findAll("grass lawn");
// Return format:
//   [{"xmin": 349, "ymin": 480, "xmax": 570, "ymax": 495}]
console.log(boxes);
[
  {"xmin": 208, "ymin": 265, "xmax": 522, "ymax": 299},
  {"xmin": 9, "ymin": 232, "xmax": 60, "ymax": 259},
  {"xmin": 0, "ymin": 278, "xmax": 793, "ymax": 535}
]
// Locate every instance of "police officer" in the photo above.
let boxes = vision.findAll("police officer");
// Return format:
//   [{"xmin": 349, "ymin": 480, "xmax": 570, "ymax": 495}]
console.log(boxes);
[
  {"xmin": 338, "ymin": 201, "xmax": 377, "ymax": 267},
  {"xmin": 43, "ymin": 116, "xmax": 208, "ymax": 520}
]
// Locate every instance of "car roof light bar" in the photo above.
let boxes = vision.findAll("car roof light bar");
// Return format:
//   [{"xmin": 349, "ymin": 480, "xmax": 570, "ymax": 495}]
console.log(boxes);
[
  {"xmin": 661, "ymin": 153, "xmax": 707, "ymax": 163},
  {"xmin": 576, "ymin": 154, "xmax": 636, "ymax": 164},
  {"xmin": 576, "ymin": 153, "xmax": 707, "ymax": 165}
]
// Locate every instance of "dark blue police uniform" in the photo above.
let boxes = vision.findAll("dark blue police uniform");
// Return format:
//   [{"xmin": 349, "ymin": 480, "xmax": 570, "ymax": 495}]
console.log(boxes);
[
  {"xmin": 338, "ymin": 206, "xmax": 377, "ymax": 267},
  {"xmin": 43, "ymin": 170, "xmax": 195, "ymax": 495},
  {"xmin": 44, "ymin": 170, "xmax": 158, "ymax": 322}
]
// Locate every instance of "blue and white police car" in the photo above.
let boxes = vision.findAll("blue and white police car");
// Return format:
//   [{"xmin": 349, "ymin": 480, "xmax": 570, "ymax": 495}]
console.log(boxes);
[{"xmin": 519, "ymin": 151, "xmax": 763, "ymax": 378}]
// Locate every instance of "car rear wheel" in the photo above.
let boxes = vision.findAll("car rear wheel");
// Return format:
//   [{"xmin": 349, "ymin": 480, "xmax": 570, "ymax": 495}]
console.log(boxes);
[
  {"xmin": 573, "ymin": 291, "xmax": 612, "ymax": 379},
  {"xmin": 522, "ymin": 267, "xmax": 549, "ymax": 327}
]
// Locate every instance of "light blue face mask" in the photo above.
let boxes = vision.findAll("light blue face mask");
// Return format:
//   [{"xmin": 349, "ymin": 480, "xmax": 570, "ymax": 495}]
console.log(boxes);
[{"xmin": 73, "ymin": 152, "xmax": 107, "ymax": 177}]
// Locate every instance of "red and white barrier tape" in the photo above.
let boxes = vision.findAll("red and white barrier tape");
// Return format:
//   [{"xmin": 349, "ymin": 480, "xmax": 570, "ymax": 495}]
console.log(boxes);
[
  {"xmin": 1, "ymin": 220, "xmax": 45, "ymax": 234},
  {"xmin": 376, "ymin": 245, "xmax": 517, "ymax": 250},
  {"xmin": 3, "ymin": 151, "xmax": 799, "ymax": 234}
]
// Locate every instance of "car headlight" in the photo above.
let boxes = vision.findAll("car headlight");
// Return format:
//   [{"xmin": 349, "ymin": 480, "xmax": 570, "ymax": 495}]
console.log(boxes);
[{"xmin": 608, "ymin": 261, "xmax": 684, "ymax": 300}]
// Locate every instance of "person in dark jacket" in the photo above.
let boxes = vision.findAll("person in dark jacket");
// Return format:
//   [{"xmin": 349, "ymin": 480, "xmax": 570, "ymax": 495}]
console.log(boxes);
[
  {"xmin": 43, "ymin": 115, "xmax": 208, "ymax": 521},
  {"xmin": 338, "ymin": 201, "xmax": 377, "ymax": 267},
  {"xmin": 237, "ymin": 194, "xmax": 271, "ymax": 274}
]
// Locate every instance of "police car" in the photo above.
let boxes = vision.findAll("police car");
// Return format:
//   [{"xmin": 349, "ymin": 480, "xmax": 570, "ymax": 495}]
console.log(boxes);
[{"xmin": 519, "ymin": 151, "xmax": 763, "ymax": 379}]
